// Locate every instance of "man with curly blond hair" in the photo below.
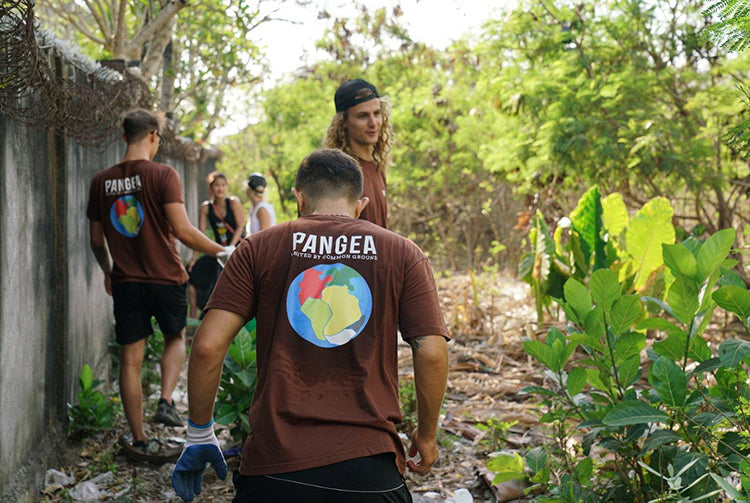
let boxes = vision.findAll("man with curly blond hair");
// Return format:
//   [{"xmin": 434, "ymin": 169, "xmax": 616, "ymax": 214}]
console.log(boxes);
[{"xmin": 324, "ymin": 79, "xmax": 393, "ymax": 228}]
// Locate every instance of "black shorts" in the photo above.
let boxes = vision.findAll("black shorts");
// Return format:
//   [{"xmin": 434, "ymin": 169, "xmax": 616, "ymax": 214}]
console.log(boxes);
[
  {"xmin": 232, "ymin": 453, "xmax": 412, "ymax": 503},
  {"xmin": 112, "ymin": 282, "xmax": 187, "ymax": 345},
  {"xmin": 188, "ymin": 255, "xmax": 221, "ymax": 290}
]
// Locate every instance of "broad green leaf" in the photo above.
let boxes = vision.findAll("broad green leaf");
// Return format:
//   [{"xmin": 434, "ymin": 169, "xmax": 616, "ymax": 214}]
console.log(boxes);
[
  {"xmin": 649, "ymin": 357, "xmax": 687, "ymax": 406},
  {"xmin": 610, "ymin": 295, "xmax": 644, "ymax": 336},
  {"xmin": 564, "ymin": 278, "xmax": 592, "ymax": 321},
  {"xmin": 614, "ymin": 332, "xmax": 646, "ymax": 364},
  {"xmin": 718, "ymin": 339, "xmax": 750, "ymax": 368},
  {"xmin": 618, "ymin": 355, "xmax": 642, "ymax": 388},
  {"xmin": 487, "ymin": 453, "xmax": 525, "ymax": 483},
  {"xmin": 79, "ymin": 364, "xmax": 94, "ymax": 392},
  {"xmin": 689, "ymin": 335, "xmax": 711, "ymax": 362},
  {"xmin": 567, "ymin": 367, "xmax": 588, "ymax": 396},
  {"xmin": 569, "ymin": 332, "xmax": 604, "ymax": 352},
  {"xmin": 652, "ymin": 331, "xmax": 709, "ymax": 363},
  {"xmin": 583, "ymin": 305, "xmax": 606, "ymax": 340},
  {"xmin": 574, "ymin": 458, "xmax": 594, "ymax": 479},
  {"xmin": 709, "ymin": 473, "xmax": 745, "ymax": 501},
  {"xmin": 691, "ymin": 357, "xmax": 721, "ymax": 374},
  {"xmin": 524, "ymin": 339, "xmax": 559, "ymax": 372},
  {"xmin": 713, "ymin": 285, "xmax": 750, "ymax": 323},
  {"xmin": 719, "ymin": 268, "xmax": 746, "ymax": 288},
  {"xmin": 696, "ymin": 228, "xmax": 736, "ymax": 281},
  {"xmin": 641, "ymin": 429, "xmax": 681, "ymax": 453},
  {"xmin": 570, "ymin": 186, "xmax": 606, "ymax": 270},
  {"xmin": 586, "ymin": 368, "xmax": 611, "ymax": 393},
  {"xmin": 662, "ymin": 243, "xmax": 698, "ymax": 279},
  {"xmin": 525, "ymin": 447, "xmax": 548, "ymax": 474},
  {"xmin": 590, "ymin": 269, "xmax": 621, "ymax": 312},
  {"xmin": 626, "ymin": 197, "xmax": 675, "ymax": 291},
  {"xmin": 602, "ymin": 400, "xmax": 668, "ymax": 426},
  {"xmin": 602, "ymin": 192, "xmax": 628, "ymax": 237},
  {"xmin": 666, "ymin": 275, "xmax": 699, "ymax": 324}
]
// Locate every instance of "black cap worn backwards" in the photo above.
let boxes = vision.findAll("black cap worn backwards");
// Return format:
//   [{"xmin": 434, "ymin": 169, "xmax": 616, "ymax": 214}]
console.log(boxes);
[
  {"xmin": 247, "ymin": 172, "xmax": 267, "ymax": 192},
  {"xmin": 334, "ymin": 79, "xmax": 380, "ymax": 113}
]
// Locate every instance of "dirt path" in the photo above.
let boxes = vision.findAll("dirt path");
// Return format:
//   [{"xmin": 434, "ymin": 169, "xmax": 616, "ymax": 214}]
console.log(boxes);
[{"xmin": 44, "ymin": 273, "xmax": 541, "ymax": 502}]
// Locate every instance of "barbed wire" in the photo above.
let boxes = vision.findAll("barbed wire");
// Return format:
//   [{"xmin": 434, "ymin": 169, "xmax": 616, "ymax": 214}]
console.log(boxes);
[{"xmin": 0, "ymin": 0, "xmax": 205, "ymax": 160}]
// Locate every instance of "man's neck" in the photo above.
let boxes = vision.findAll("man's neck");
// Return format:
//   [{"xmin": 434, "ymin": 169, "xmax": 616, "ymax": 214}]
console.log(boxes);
[
  {"xmin": 349, "ymin": 143, "xmax": 374, "ymax": 163},
  {"xmin": 307, "ymin": 200, "xmax": 355, "ymax": 218},
  {"xmin": 122, "ymin": 145, "xmax": 153, "ymax": 162}
]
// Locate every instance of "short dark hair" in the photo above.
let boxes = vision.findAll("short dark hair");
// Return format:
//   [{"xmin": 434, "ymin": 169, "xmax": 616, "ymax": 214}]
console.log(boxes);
[
  {"xmin": 295, "ymin": 149, "xmax": 363, "ymax": 206},
  {"xmin": 122, "ymin": 109, "xmax": 160, "ymax": 144}
]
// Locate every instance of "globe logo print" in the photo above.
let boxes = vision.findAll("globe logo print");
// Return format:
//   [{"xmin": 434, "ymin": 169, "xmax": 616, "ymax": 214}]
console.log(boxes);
[
  {"xmin": 286, "ymin": 263, "xmax": 372, "ymax": 348},
  {"xmin": 110, "ymin": 195, "xmax": 143, "ymax": 238}
]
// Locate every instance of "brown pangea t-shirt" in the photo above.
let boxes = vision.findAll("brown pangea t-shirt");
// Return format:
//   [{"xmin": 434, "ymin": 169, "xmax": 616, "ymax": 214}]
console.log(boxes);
[
  {"xmin": 86, "ymin": 159, "xmax": 189, "ymax": 285},
  {"xmin": 359, "ymin": 159, "xmax": 387, "ymax": 228},
  {"xmin": 206, "ymin": 215, "xmax": 449, "ymax": 476}
]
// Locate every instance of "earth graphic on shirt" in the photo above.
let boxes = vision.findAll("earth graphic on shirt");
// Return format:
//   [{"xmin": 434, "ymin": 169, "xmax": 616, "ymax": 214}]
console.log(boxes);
[
  {"xmin": 109, "ymin": 195, "xmax": 144, "ymax": 238},
  {"xmin": 286, "ymin": 263, "xmax": 372, "ymax": 348}
]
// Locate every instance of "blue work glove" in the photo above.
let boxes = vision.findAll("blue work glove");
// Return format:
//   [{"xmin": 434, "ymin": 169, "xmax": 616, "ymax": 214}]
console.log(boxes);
[{"xmin": 171, "ymin": 419, "xmax": 227, "ymax": 501}]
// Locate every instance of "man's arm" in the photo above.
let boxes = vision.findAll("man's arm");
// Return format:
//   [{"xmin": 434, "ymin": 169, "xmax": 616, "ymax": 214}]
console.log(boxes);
[
  {"xmin": 187, "ymin": 308, "xmax": 247, "ymax": 425},
  {"xmin": 406, "ymin": 335, "xmax": 449, "ymax": 474},
  {"xmin": 164, "ymin": 202, "xmax": 225, "ymax": 257},
  {"xmin": 89, "ymin": 221, "xmax": 113, "ymax": 295},
  {"xmin": 229, "ymin": 198, "xmax": 246, "ymax": 245}
]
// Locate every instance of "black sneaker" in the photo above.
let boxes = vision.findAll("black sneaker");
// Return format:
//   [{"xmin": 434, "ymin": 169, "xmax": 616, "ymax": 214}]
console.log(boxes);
[{"xmin": 154, "ymin": 398, "xmax": 184, "ymax": 427}]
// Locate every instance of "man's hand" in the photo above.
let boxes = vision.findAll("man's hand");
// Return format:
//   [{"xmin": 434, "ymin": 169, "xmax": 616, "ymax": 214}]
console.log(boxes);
[
  {"xmin": 406, "ymin": 428, "xmax": 439, "ymax": 474},
  {"xmin": 216, "ymin": 245, "xmax": 235, "ymax": 267},
  {"xmin": 171, "ymin": 420, "xmax": 227, "ymax": 501},
  {"xmin": 104, "ymin": 273, "xmax": 112, "ymax": 296}
]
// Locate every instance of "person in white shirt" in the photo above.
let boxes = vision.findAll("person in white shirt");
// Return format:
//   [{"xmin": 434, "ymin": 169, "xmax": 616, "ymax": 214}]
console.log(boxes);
[{"xmin": 245, "ymin": 172, "xmax": 277, "ymax": 234}]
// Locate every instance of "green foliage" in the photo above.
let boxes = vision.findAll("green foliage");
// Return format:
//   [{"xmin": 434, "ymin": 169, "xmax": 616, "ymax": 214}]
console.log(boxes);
[
  {"xmin": 476, "ymin": 418, "xmax": 518, "ymax": 453},
  {"xmin": 66, "ymin": 365, "xmax": 119, "ymax": 438},
  {"xmin": 510, "ymin": 226, "xmax": 750, "ymax": 500},
  {"xmin": 215, "ymin": 319, "xmax": 257, "ymax": 443},
  {"xmin": 397, "ymin": 377, "xmax": 418, "ymax": 434},
  {"xmin": 520, "ymin": 189, "xmax": 676, "ymax": 321}
]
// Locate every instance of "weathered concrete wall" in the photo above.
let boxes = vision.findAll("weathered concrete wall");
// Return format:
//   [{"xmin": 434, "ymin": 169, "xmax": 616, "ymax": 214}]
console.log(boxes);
[{"xmin": 0, "ymin": 113, "xmax": 215, "ymax": 498}]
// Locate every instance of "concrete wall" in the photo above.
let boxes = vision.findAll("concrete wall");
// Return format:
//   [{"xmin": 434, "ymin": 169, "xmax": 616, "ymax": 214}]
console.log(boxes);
[{"xmin": 0, "ymin": 104, "xmax": 215, "ymax": 498}]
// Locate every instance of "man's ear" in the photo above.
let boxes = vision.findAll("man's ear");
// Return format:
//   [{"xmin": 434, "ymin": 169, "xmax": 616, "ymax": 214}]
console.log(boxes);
[
  {"xmin": 292, "ymin": 188, "xmax": 305, "ymax": 214},
  {"xmin": 353, "ymin": 196, "xmax": 369, "ymax": 219}
]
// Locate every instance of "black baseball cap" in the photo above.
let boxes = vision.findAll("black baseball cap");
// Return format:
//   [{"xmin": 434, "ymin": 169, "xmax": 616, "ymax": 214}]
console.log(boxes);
[
  {"xmin": 247, "ymin": 172, "xmax": 266, "ymax": 192},
  {"xmin": 334, "ymin": 79, "xmax": 380, "ymax": 113}
]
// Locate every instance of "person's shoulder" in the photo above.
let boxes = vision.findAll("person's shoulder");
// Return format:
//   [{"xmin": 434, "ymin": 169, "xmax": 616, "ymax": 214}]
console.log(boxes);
[{"xmin": 364, "ymin": 222, "xmax": 425, "ymax": 254}]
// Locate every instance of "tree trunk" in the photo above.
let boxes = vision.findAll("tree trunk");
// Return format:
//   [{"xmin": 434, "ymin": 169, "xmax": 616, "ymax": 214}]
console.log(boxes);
[{"xmin": 161, "ymin": 38, "xmax": 175, "ymax": 111}]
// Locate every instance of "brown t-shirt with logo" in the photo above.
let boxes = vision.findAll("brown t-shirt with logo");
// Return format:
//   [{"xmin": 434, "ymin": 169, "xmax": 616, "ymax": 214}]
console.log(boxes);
[
  {"xmin": 86, "ymin": 159, "xmax": 189, "ymax": 286},
  {"xmin": 359, "ymin": 159, "xmax": 387, "ymax": 228},
  {"xmin": 206, "ymin": 215, "xmax": 449, "ymax": 476}
]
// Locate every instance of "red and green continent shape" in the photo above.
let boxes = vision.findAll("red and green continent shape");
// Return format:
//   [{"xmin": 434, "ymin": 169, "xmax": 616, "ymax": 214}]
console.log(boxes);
[
  {"xmin": 115, "ymin": 196, "xmax": 140, "ymax": 234},
  {"xmin": 298, "ymin": 267, "xmax": 362, "ymax": 341}
]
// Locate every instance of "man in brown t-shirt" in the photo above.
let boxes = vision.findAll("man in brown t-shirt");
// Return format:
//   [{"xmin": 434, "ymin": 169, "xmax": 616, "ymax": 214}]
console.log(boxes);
[
  {"xmin": 171, "ymin": 149, "xmax": 449, "ymax": 502},
  {"xmin": 87, "ymin": 109, "xmax": 230, "ymax": 459},
  {"xmin": 324, "ymin": 78, "xmax": 392, "ymax": 228}
]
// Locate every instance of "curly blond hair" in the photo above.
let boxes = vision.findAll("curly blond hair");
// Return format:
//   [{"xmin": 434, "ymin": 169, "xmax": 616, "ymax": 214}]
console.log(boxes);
[{"xmin": 323, "ymin": 98, "xmax": 393, "ymax": 174}]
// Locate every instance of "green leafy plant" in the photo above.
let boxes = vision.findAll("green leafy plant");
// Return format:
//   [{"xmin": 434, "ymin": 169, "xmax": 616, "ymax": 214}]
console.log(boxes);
[
  {"xmin": 215, "ymin": 319, "xmax": 257, "ymax": 443},
  {"xmin": 67, "ymin": 364, "xmax": 118, "ymax": 438},
  {"xmin": 520, "ymin": 188, "xmax": 676, "ymax": 321},
  {"xmin": 477, "ymin": 418, "xmax": 518, "ymax": 453},
  {"xmin": 506, "ymin": 227, "xmax": 750, "ymax": 501},
  {"xmin": 398, "ymin": 377, "xmax": 418, "ymax": 434}
]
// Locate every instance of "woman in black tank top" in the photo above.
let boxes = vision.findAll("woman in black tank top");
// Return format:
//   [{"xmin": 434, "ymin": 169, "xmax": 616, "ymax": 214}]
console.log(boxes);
[{"xmin": 187, "ymin": 171, "xmax": 246, "ymax": 318}]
